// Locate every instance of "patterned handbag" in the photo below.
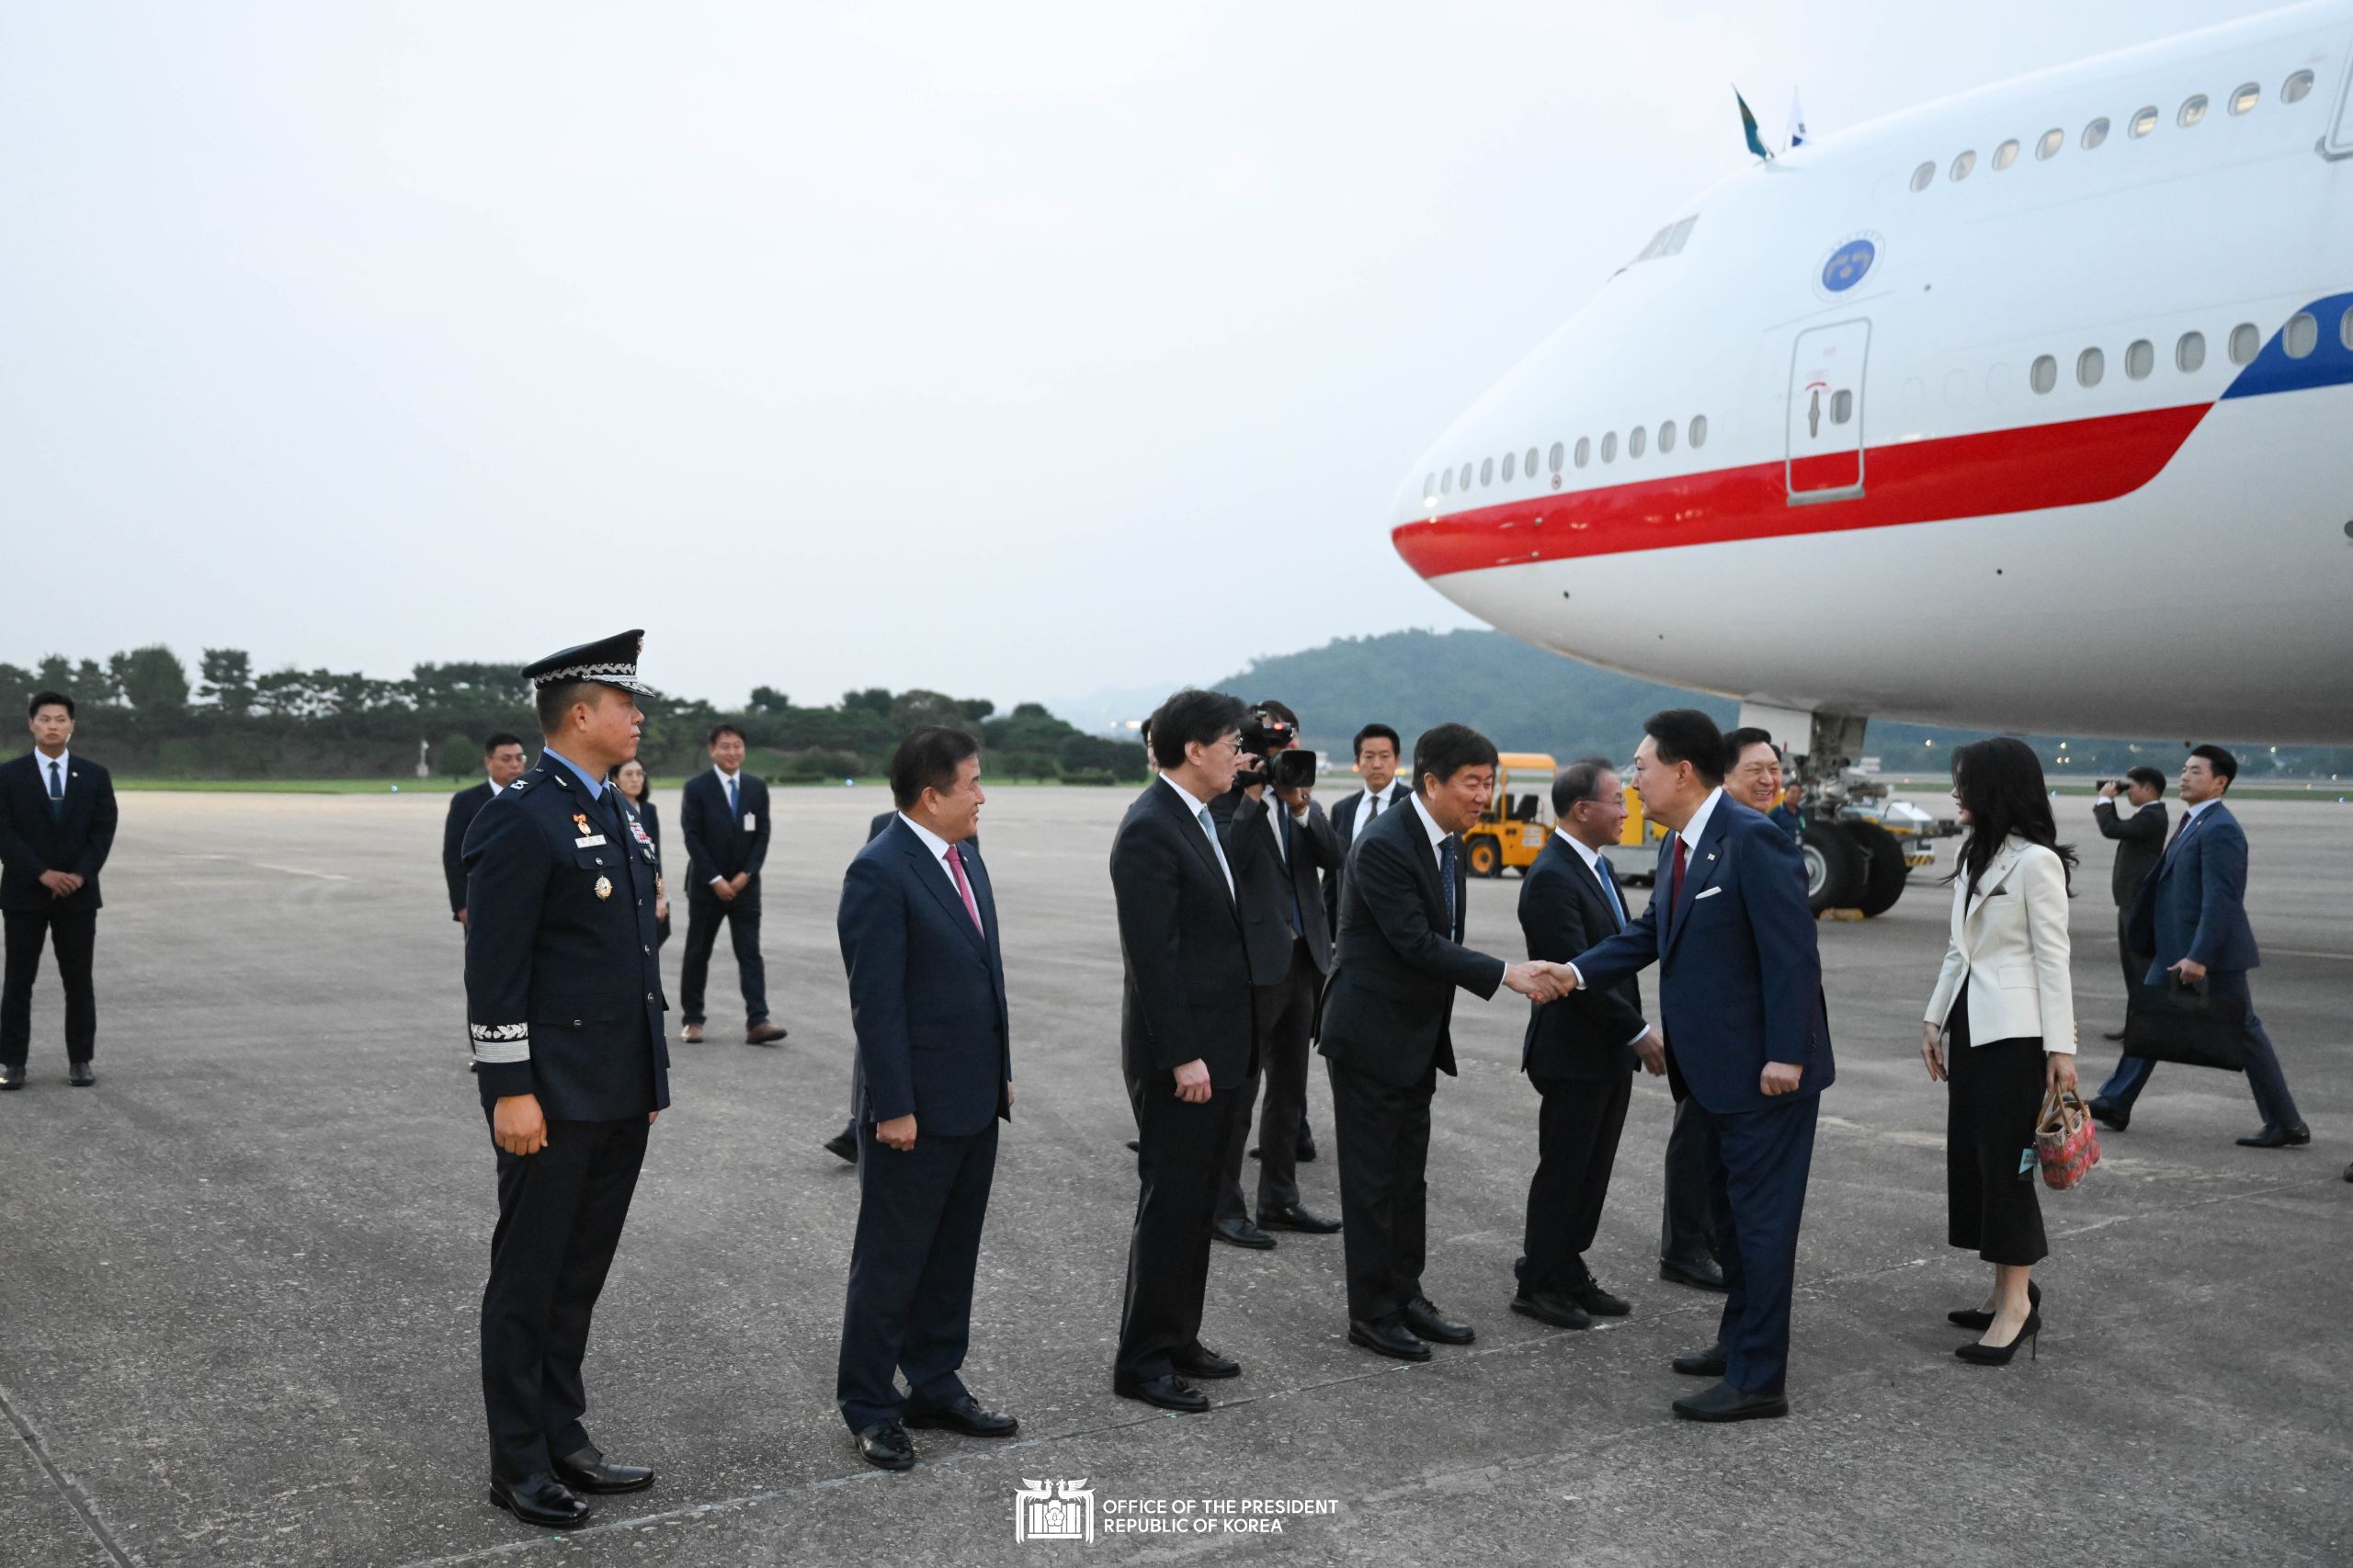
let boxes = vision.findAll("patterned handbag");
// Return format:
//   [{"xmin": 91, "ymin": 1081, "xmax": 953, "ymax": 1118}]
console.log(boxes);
[{"xmin": 2034, "ymin": 1085, "xmax": 2101, "ymax": 1190}]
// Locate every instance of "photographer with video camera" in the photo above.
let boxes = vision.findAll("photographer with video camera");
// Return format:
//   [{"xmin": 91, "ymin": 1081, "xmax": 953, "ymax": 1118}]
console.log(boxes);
[{"xmin": 1207, "ymin": 701, "xmax": 1345, "ymax": 1246}]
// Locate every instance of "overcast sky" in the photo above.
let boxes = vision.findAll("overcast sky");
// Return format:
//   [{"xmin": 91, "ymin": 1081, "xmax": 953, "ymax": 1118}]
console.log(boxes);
[{"xmin": 1, "ymin": 0, "xmax": 2268, "ymax": 712}]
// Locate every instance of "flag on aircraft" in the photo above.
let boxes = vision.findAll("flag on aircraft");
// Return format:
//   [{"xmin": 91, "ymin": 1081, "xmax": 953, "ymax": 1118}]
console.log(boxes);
[
  {"xmin": 1735, "ymin": 87, "xmax": 1771, "ymax": 160},
  {"xmin": 1786, "ymin": 89, "xmax": 1809, "ymax": 150}
]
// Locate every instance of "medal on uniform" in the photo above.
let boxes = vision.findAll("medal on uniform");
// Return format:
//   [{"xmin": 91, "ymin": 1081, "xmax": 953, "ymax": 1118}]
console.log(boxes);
[
  {"xmin": 574, "ymin": 813, "xmax": 593, "ymax": 836},
  {"xmin": 595, "ymin": 875, "xmax": 613, "ymax": 900}
]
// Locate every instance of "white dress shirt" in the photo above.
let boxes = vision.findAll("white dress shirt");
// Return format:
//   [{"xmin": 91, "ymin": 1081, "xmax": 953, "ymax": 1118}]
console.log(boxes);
[
  {"xmin": 1350, "ymin": 781, "xmax": 1404, "ymax": 841},
  {"xmin": 898, "ymin": 812, "xmax": 981, "ymax": 928},
  {"xmin": 1564, "ymin": 787, "xmax": 1722, "ymax": 994},
  {"xmin": 1159, "ymin": 773, "xmax": 1234, "ymax": 896},
  {"xmin": 710, "ymin": 765, "xmax": 746, "ymax": 885},
  {"xmin": 34, "ymin": 748, "xmax": 71, "ymax": 802},
  {"xmin": 1554, "ymin": 828, "xmax": 1651, "ymax": 1048}
]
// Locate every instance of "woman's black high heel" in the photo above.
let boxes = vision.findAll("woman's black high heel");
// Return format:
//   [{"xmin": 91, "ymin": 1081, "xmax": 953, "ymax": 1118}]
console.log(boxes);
[
  {"xmin": 1947, "ymin": 1278, "xmax": 2040, "ymax": 1330},
  {"xmin": 1956, "ymin": 1305, "xmax": 2042, "ymax": 1365}
]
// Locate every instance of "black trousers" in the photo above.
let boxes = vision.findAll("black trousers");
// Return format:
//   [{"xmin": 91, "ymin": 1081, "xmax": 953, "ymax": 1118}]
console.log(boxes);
[
  {"xmin": 1115, "ymin": 1069, "xmax": 1246, "ymax": 1382},
  {"xmin": 1218, "ymin": 941, "xmax": 1320, "ymax": 1221},
  {"xmin": 1660, "ymin": 1085, "xmax": 1722, "ymax": 1266},
  {"xmin": 837, "ymin": 1119, "xmax": 998, "ymax": 1431},
  {"xmin": 2113, "ymin": 904, "xmax": 2153, "ymax": 1003},
  {"xmin": 481, "ymin": 1114, "xmax": 649, "ymax": 1481},
  {"xmin": 1943, "ymin": 993, "xmax": 2048, "ymax": 1267},
  {"xmin": 1328, "ymin": 1058, "xmax": 1437, "ymax": 1324},
  {"xmin": 1524, "ymin": 1070, "xmax": 1633, "ymax": 1293},
  {"xmin": 679, "ymin": 892, "xmax": 767, "ymax": 1027},
  {"xmin": 1, "ymin": 908, "xmax": 97, "ymax": 1066}
]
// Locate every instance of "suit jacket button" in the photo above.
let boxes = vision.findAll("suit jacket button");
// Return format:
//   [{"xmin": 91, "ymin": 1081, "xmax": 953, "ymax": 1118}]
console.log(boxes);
[
  {"xmin": 645, "ymin": 991, "xmax": 655, "ymax": 1003},
  {"xmin": 572, "ymin": 1017, "xmax": 584, "ymax": 1028}
]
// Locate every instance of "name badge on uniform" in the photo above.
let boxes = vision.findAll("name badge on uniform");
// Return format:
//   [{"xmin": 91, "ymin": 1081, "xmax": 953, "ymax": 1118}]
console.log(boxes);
[
  {"xmin": 574, "ymin": 834, "xmax": 608, "ymax": 847},
  {"xmin": 741, "ymin": 812, "xmax": 757, "ymax": 833}
]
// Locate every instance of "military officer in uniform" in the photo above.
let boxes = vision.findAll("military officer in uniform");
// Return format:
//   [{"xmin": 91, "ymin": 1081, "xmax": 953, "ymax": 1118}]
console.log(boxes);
[{"xmin": 462, "ymin": 630, "xmax": 671, "ymax": 1529}]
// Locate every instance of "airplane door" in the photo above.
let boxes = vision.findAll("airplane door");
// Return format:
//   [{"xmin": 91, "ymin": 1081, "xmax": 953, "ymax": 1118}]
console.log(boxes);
[
  {"xmin": 1787, "ymin": 320, "xmax": 1869, "ymax": 504},
  {"xmin": 2328, "ymin": 50, "xmax": 2353, "ymax": 156}
]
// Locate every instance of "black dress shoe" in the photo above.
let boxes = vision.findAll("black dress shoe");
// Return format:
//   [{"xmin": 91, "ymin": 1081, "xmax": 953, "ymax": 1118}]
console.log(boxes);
[
  {"xmin": 1671, "ymin": 1344, "xmax": 1729, "ymax": 1378},
  {"xmin": 904, "ymin": 1393, "xmax": 1018, "ymax": 1437},
  {"xmin": 1401, "ymin": 1296, "xmax": 1473, "ymax": 1345},
  {"xmin": 68, "ymin": 1061, "xmax": 95, "ymax": 1087},
  {"xmin": 1256, "ymin": 1203, "xmax": 1340, "ymax": 1233},
  {"xmin": 1659, "ymin": 1256, "xmax": 1726, "ymax": 1292},
  {"xmin": 2101, "ymin": 1028, "xmax": 2128, "ymax": 1042},
  {"xmin": 0, "ymin": 1063, "xmax": 23, "ymax": 1090},
  {"xmin": 1347, "ymin": 1318, "xmax": 1431, "ymax": 1361},
  {"xmin": 2087, "ymin": 1098, "xmax": 2129, "ymax": 1133},
  {"xmin": 1672, "ymin": 1381, "xmax": 1789, "ymax": 1422},
  {"xmin": 2236, "ymin": 1123, "xmax": 2311, "ymax": 1149},
  {"xmin": 854, "ymin": 1420, "xmax": 915, "ymax": 1471},
  {"xmin": 1565, "ymin": 1278, "xmax": 1631, "ymax": 1318},
  {"xmin": 1173, "ymin": 1344, "xmax": 1241, "ymax": 1380},
  {"xmin": 552, "ymin": 1444, "xmax": 654, "ymax": 1494},
  {"xmin": 1508, "ymin": 1290, "xmax": 1592, "ymax": 1330},
  {"xmin": 489, "ymin": 1472, "xmax": 591, "ymax": 1528},
  {"xmin": 1113, "ymin": 1372, "xmax": 1211, "ymax": 1413},
  {"xmin": 1212, "ymin": 1216, "xmax": 1276, "ymax": 1250},
  {"xmin": 823, "ymin": 1128, "xmax": 858, "ymax": 1165}
]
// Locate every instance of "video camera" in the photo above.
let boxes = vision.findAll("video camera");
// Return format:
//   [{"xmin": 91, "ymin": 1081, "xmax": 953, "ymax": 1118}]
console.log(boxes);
[{"xmin": 1237, "ymin": 708, "xmax": 1318, "ymax": 791}]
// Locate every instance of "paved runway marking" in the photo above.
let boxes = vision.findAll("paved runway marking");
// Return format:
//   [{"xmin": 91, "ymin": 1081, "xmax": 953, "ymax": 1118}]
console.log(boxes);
[
  {"xmin": 171, "ymin": 852, "xmax": 351, "ymax": 881},
  {"xmin": 0, "ymin": 1378, "xmax": 143, "ymax": 1568}
]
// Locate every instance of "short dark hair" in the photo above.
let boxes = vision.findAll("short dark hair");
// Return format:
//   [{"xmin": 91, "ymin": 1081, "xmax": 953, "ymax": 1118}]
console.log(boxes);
[
  {"xmin": 1147, "ymin": 688, "xmax": 1248, "ymax": 769},
  {"xmin": 891, "ymin": 725, "xmax": 981, "ymax": 809},
  {"xmin": 483, "ymin": 732, "xmax": 524, "ymax": 756},
  {"xmin": 1412, "ymin": 723, "xmax": 1500, "ymax": 795},
  {"xmin": 1254, "ymin": 699, "xmax": 1300, "ymax": 728},
  {"xmin": 1722, "ymin": 725, "xmax": 1778, "ymax": 773},
  {"xmin": 28, "ymin": 690, "xmax": 73, "ymax": 720},
  {"xmin": 2188, "ymin": 743, "xmax": 2238, "ymax": 788},
  {"xmin": 535, "ymin": 679, "xmax": 599, "ymax": 735},
  {"xmin": 1644, "ymin": 709, "xmax": 1726, "ymax": 786},
  {"xmin": 1552, "ymin": 755, "xmax": 1617, "ymax": 817},
  {"xmin": 2125, "ymin": 765, "xmax": 2166, "ymax": 792},
  {"xmin": 1353, "ymin": 723, "xmax": 1401, "ymax": 758},
  {"xmin": 707, "ymin": 722, "xmax": 745, "ymax": 748}
]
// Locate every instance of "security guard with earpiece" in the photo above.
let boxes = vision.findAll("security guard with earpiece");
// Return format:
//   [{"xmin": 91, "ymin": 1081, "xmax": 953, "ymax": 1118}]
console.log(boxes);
[{"xmin": 461, "ymin": 629, "xmax": 671, "ymax": 1530}]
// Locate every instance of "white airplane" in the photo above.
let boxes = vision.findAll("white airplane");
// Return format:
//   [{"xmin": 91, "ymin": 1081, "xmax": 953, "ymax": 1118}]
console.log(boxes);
[{"xmin": 1388, "ymin": 1, "xmax": 2353, "ymax": 911}]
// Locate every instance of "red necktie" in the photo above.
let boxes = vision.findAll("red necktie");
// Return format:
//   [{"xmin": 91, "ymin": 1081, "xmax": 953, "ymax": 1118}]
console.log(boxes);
[
  {"xmin": 1670, "ymin": 835, "xmax": 1688, "ymax": 914},
  {"xmin": 946, "ymin": 844, "xmax": 983, "ymax": 935}
]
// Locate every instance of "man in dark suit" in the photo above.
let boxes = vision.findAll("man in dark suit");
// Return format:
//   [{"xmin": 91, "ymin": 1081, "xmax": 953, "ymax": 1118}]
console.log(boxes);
[
  {"xmin": 0, "ymin": 691, "xmax": 119, "ymax": 1090},
  {"xmin": 1108, "ymin": 688, "xmax": 1257, "ymax": 1415},
  {"xmin": 1322, "ymin": 722, "xmax": 1408, "ymax": 939},
  {"xmin": 444, "ymin": 733, "xmax": 529, "ymax": 925},
  {"xmin": 835, "ymin": 728, "xmax": 1017, "ymax": 1471},
  {"xmin": 678, "ymin": 723, "xmax": 786, "ymax": 1046},
  {"xmin": 2088, "ymin": 766, "xmax": 2167, "ymax": 1041},
  {"xmin": 1563, "ymin": 710, "xmax": 1832, "ymax": 1422},
  {"xmin": 2090, "ymin": 744, "xmax": 2307, "ymax": 1147},
  {"xmin": 1208, "ymin": 700, "xmax": 1344, "ymax": 1247},
  {"xmin": 1319, "ymin": 723, "xmax": 1567, "ymax": 1362},
  {"xmin": 462, "ymin": 631, "xmax": 668, "ymax": 1528},
  {"xmin": 1513, "ymin": 758, "xmax": 1667, "ymax": 1330}
]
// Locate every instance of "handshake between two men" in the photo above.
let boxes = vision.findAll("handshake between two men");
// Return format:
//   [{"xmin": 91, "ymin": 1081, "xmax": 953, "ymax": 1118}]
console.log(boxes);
[{"xmin": 1502, "ymin": 960, "xmax": 1581, "ymax": 1005}]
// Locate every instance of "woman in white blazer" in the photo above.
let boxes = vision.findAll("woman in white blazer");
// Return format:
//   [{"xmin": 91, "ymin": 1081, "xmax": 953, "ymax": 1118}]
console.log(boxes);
[{"xmin": 1921, "ymin": 738, "xmax": 2078, "ymax": 1366}]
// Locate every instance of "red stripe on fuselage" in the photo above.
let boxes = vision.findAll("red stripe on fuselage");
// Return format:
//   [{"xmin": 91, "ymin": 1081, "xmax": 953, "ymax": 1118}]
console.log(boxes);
[{"xmin": 1391, "ymin": 402, "xmax": 2210, "ymax": 579}]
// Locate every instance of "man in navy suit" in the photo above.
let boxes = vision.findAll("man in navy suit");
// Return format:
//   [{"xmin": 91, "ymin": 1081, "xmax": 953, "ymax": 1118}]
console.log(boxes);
[
  {"xmin": 835, "ymin": 727, "xmax": 1017, "ymax": 1471},
  {"xmin": 2090, "ymin": 744, "xmax": 2307, "ymax": 1148},
  {"xmin": 678, "ymin": 723, "xmax": 786, "ymax": 1046},
  {"xmin": 0, "ymin": 691, "xmax": 119, "ymax": 1090},
  {"xmin": 443, "ymin": 733, "xmax": 529, "ymax": 924},
  {"xmin": 1563, "ymin": 710, "xmax": 1831, "ymax": 1422}
]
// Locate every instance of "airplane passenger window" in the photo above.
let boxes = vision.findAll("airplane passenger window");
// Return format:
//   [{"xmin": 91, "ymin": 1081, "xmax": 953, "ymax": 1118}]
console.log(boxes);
[
  {"xmin": 2177, "ymin": 331, "xmax": 2205, "ymax": 372},
  {"xmin": 1688, "ymin": 415, "xmax": 1707, "ymax": 448},
  {"xmin": 1526, "ymin": 446, "xmax": 1540, "ymax": 475},
  {"xmin": 2030, "ymin": 355, "xmax": 2058, "ymax": 393},
  {"xmin": 1460, "ymin": 462, "xmax": 1473, "ymax": 490},
  {"xmin": 2178, "ymin": 95, "xmax": 2209, "ymax": 128},
  {"xmin": 1439, "ymin": 468, "xmax": 1452, "ymax": 495},
  {"xmin": 2077, "ymin": 347, "xmax": 2105, "ymax": 387},
  {"xmin": 1480, "ymin": 457, "xmax": 1494, "ymax": 486},
  {"xmin": 2036, "ymin": 128, "xmax": 2063, "ymax": 160},
  {"xmin": 1600, "ymin": 432, "xmax": 1618, "ymax": 462},
  {"xmin": 2082, "ymin": 118, "xmax": 2109, "ymax": 149},
  {"xmin": 2282, "ymin": 70, "xmax": 2314, "ymax": 104},
  {"xmin": 2229, "ymin": 323, "xmax": 2260, "ymax": 365},
  {"xmin": 2125, "ymin": 339, "xmax": 2154, "ymax": 380},
  {"xmin": 1830, "ymin": 389, "xmax": 1854, "ymax": 424},
  {"xmin": 1950, "ymin": 150, "xmax": 1976, "ymax": 180},
  {"xmin": 1549, "ymin": 441, "xmax": 1565, "ymax": 473},
  {"xmin": 1629, "ymin": 426, "xmax": 1646, "ymax": 459},
  {"xmin": 2342, "ymin": 307, "xmax": 2353, "ymax": 352},
  {"xmin": 1911, "ymin": 161, "xmax": 1935, "ymax": 192},
  {"xmin": 2230, "ymin": 82, "xmax": 2260, "ymax": 115},
  {"xmin": 1659, "ymin": 420, "xmax": 1677, "ymax": 453},
  {"xmin": 2283, "ymin": 312, "xmax": 2318, "ymax": 359},
  {"xmin": 1993, "ymin": 139, "xmax": 2019, "ymax": 170},
  {"xmin": 1575, "ymin": 437, "xmax": 1591, "ymax": 468},
  {"xmin": 2130, "ymin": 106, "xmax": 2158, "ymax": 138},
  {"xmin": 1502, "ymin": 451, "xmax": 1517, "ymax": 482}
]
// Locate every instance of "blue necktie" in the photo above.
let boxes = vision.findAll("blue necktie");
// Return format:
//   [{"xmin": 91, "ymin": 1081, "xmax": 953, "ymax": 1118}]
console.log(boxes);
[
  {"xmin": 1279, "ymin": 806, "xmax": 1303, "ymax": 937},
  {"xmin": 727, "ymin": 774, "xmax": 741, "ymax": 824},
  {"xmin": 1438, "ymin": 835, "xmax": 1458, "ymax": 937},
  {"xmin": 47, "ymin": 759, "xmax": 63, "ymax": 820},
  {"xmin": 1597, "ymin": 857, "xmax": 1627, "ymax": 928}
]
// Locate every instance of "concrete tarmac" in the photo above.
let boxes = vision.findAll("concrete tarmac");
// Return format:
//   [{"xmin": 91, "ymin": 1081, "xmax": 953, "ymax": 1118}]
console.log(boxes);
[{"xmin": 1, "ymin": 785, "xmax": 2347, "ymax": 1567}]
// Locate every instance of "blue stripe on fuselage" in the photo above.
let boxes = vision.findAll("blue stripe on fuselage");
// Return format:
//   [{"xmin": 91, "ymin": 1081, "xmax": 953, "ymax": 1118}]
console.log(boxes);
[{"xmin": 2220, "ymin": 291, "xmax": 2353, "ymax": 400}]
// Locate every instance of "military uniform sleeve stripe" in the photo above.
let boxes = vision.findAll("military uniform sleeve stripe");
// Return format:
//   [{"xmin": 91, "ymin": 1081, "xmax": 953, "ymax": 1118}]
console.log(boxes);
[{"xmin": 470, "ymin": 1022, "xmax": 530, "ymax": 1063}]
